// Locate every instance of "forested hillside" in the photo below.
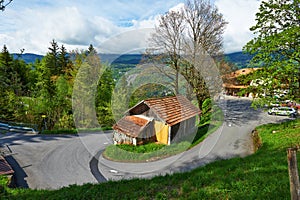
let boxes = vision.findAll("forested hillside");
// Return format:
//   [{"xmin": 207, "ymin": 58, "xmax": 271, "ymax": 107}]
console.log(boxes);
[{"xmin": 1, "ymin": 42, "xmax": 114, "ymax": 131}]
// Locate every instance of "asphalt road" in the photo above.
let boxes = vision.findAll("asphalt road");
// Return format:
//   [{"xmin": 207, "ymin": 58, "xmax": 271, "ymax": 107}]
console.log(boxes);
[
  {"xmin": 0, "ymin": 96, "xmax": 294, "ymax": 189},
  {"xmin": 0, "ymin": 132, "xmax": 112, "ymax": 189}
]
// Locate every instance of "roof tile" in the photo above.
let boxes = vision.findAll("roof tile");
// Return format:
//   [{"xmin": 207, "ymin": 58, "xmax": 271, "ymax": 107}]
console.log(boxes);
[
  {"xmin": 113, "ymin": 115, "xmax": 150, "ymax": 137},
  {"xmin": 144, "ymin": 95, "xmax": 201, "ymax": 126}
]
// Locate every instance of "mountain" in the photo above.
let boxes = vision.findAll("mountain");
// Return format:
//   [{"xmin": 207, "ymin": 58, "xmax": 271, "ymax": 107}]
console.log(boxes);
[
  {"xmin": 101, "ymin": 52, "xmax": 254, "ymax": 69},
  {"xmin": 12, "ymin": 53, "xmax": 44, "ymax": 63},
  {"xmin": 12, "ymin": 52, "xmax": 253, "ymax": 69},
  {"xmin": 224, "ymin": 52, "xmax": 254, "ymax": 69},
  {"xmin": 100, "ymin": 54, "xmax": 143, "ymax": 65}
]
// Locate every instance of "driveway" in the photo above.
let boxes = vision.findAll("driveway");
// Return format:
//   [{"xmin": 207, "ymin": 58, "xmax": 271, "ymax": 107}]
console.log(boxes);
[{"xmin": 0, "ymin": 96, "xmax": 292, "ymax": 189}]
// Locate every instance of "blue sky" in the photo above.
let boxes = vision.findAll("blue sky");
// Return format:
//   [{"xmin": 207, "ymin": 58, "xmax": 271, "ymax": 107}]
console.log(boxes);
[{"xmin": 0, "ymin": 0, "xmax": 261, "ymax": 54}]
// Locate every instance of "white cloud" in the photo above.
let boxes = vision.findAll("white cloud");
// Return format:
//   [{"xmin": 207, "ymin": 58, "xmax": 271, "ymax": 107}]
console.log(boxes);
[
  {"xmin": 0, "ymin": 0, "xmax": 261, "ymax": 54},
  {"xmin": 215, "ymin": 0, "xmax": 261, "ymax": 53},
  {"xmin": 0, "ymin": 1, "xmax": 183, "ymax": 54},
  {"xmin": 169, "ymin": 2, "xmax": 185, "ymax": 12},
  {"xmin": 0, "ymin": 6, "xmax": 123, "ymax": 54},
  {"xmin": 98, "ymin": 28, "xmax": 154, "ymax": 54}
]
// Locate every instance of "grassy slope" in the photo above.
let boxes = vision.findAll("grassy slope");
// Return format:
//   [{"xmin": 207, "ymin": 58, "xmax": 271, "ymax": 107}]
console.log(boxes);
[{"xmin": 1, "ymin": 119, "xmax": 300, "ymax": 199}]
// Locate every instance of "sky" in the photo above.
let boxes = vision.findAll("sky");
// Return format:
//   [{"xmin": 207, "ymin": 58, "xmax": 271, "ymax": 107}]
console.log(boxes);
[{"xmin": 0, "ymin": 0, "xmax": 261, "ymax": 55}]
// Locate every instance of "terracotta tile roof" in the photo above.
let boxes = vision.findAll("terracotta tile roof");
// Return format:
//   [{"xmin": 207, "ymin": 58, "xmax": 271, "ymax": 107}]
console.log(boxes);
[
  {"xmin": 222, "ymin": 83, "xmax": 248, "ymax": 89},
  {"xmin": 144, "ymin": 95, "xmax": 201, "ymax": 126},
  {"xmin": 113, "ymin": 115, "xmax": 151, "ymax": 137},
  {"xmin": 0, "ymin": 156, "xmax": 14, "ymax": 175}
]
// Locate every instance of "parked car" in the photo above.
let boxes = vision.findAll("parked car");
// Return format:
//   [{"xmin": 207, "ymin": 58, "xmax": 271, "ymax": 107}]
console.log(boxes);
[{"xmin": 268, "ymin": 107, "xmax": 297, "ymax": 117}]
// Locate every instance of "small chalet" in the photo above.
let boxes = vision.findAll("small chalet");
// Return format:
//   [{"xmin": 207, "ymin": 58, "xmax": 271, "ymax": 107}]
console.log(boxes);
[
  {"xmin": 113, "ymin": 95, "xmax": 201, "ymax": 145},
  {"xmin": 223, "ymin": 68, "xmax": 260, "ymax": 96}
]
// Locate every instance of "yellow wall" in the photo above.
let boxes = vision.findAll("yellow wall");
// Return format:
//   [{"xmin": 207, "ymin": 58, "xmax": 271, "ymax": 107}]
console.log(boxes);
[{"xmin": 154, "ymin": 121, "xmax": 169, "ymax": 144}]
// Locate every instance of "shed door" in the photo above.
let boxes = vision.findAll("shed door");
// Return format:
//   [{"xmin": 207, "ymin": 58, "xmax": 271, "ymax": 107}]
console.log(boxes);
[{"xmin": 154, "ymin": 121, "xmax": 169, "ymax": 145}]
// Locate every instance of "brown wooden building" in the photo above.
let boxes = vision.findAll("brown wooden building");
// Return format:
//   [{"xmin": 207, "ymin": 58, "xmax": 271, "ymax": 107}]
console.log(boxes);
[
  {"xmin": 223, "ymin": 68, "xmax": 260, "ymax": 96},
  {"xmin": 113, "ymin": 95, "xmax": 201, "ymax": 145}
]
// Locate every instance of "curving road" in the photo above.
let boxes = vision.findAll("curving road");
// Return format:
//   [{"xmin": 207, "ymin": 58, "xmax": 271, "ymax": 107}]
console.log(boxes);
[
  {"xmin": 0, "ymin": 96, "xmax": 293, "ymax": 189},
  {"xmin": 96, "ymin": 96, "xmax": 293, "ymax": 181},
  {"xmin": 0, "ymin": 132, "xmax": 112, "ymax": 189}
]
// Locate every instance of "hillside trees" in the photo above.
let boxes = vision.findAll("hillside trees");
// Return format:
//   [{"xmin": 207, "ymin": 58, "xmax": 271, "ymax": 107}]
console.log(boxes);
[
  {"xmin": 0, "ymin": 42, "xmax": 115, "ymax": 131},
  {"xmin": 147, "ymin": 0, "xmax": 227, "ymax": 109},
  {"xmin": 0, "ymin": 45, "xmax": 32, "ymax": 120},
  {"xmin": 96, "ymin": 68, "xmax": 115, "ymax": 126},
  {"xmin": 243, "ymin": 0, "xmax": 300, "ymax": 105},
  {"xmin": 73, "ymin": 46, "xmax": 115, "ymax": 128},
  {"xmin": 34, "ymin": 40, "xmax": 75, "ymax": 130},
  {"xmin": 36, "ymin": 41, "xmax": 114, "ymax": 130}
]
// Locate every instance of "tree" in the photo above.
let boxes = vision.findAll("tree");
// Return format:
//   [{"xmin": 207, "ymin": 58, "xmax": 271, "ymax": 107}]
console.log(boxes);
[
  {"xmin": 72, "ymin": 46, "xmax": 104, "ymax": 128},
  {"xmin": 0, "ymin": 45, "xmax": 14, "ymax": 92},
  {"xmin": 147, "ymin": 0, "xmax": 227, "ymax": 109},
  {"xmin": 34, "ymin": 41, "xmax": 76, "ymax": 130},
  {"xmin": 111, "ymin": 76, "xmax": 130, "ymax": 121},
  {"xmin": 47, "ymin": 39, "xmax": 61, "ymax": 76},
  {"xmin": 87, "ymin": 44, "xmax": 97, "ymax": 55},
  {"xmin": 96, "ymin": 67, "xmax": 115, "ymax": 126},
  {"xmin": 183, "ymin": 0, "xmax": 226, "ymax": 56},
  {"xmin": 59, "ymin": 45, "xmax": 69, "ymax": 72},
  {"xmin": 0, "ymin": 0, "xmax": 13, "ymax": 11},
  {"xmin": 0, "ymin": 45, "xmax": 32, "ymax": 121},
  {"xmin": 181, "ymin": 0, "xmax": 227, "ymax": 109},
  {"xmin": 243, "ymin": 0, "xmax": 300, "ymax": 105},
  {"xmin": 148, "ymin": 11, "xmax": 185, "ymax": 94}
]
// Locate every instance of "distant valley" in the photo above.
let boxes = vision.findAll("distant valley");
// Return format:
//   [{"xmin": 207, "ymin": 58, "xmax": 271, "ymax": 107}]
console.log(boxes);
[{"xmin": 13, "ymin": 51, "xmax": 253, "ymax": 69}]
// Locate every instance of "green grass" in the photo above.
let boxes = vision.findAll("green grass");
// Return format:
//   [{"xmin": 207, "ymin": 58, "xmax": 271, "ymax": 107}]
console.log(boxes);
[
  {"xmin": 116, "ymin": 142, "xmax": 166, "ymax": 153},
  {"xmin": 190, "ymin": 120, "xmax": 223, "ymax": 148},
  {"xmin": 1, "ymin": 119, "xmax": 300, "ymax": 199},
  {"xmin": 104, "ymin": 141, "xmax": 191, "ymax": 162},
  {"xmin": 190, "ymin": 103, "xmax": 224, "ymax": 148}
]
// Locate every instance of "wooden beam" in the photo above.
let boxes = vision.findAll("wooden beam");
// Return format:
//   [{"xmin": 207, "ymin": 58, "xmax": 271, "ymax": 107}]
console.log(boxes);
[{"xmin": 287, "ymin": 148, "xmax": 300, "ymax": 200}]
